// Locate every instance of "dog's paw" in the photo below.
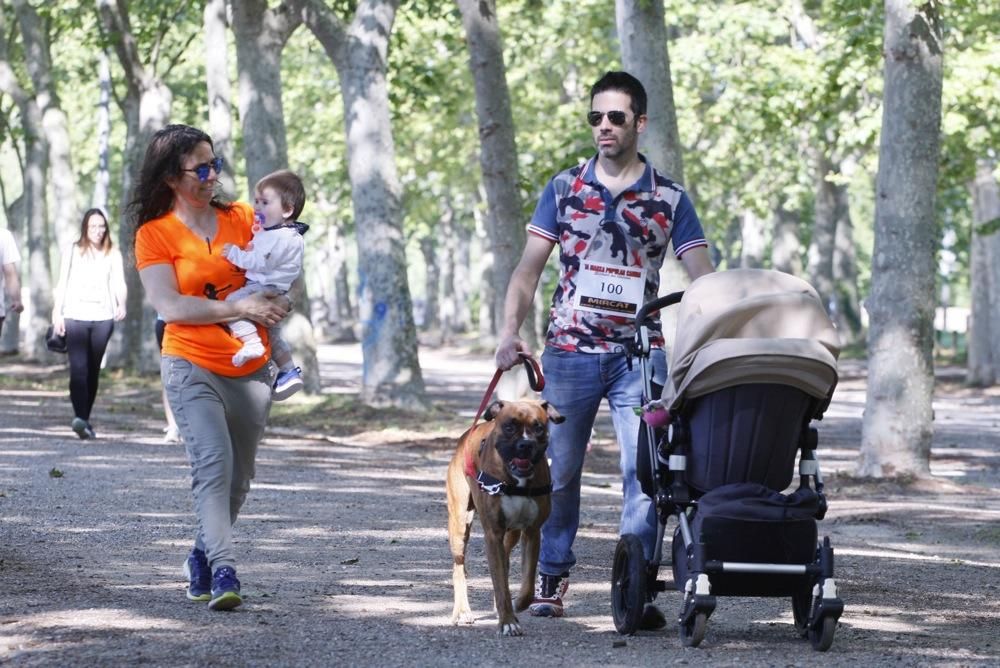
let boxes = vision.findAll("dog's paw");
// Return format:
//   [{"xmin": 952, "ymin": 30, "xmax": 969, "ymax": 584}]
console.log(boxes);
[
  {"xmin": 514, "ymin": 593, "xmax": 532, "ymax": 612},
  {"xmin": 451, "ymin": 608, "xmax": 476, "ymax": 625},
  {"xmin": 499, "ymin": 621, "xmax": 524, "ymax": 637}
]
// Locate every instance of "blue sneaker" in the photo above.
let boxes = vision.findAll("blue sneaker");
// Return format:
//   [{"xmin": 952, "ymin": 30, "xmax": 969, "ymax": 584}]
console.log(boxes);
[
  {"xmin": 272, "ymin": 367, "xmax": 304, "ymax": 401},
  {"xmin": 208, "ymin": 566, "xmax": 242, "ymax": 611},
  {"xmin": 182, "ymin": 548, "xmax": 211, "ymax": 602}
]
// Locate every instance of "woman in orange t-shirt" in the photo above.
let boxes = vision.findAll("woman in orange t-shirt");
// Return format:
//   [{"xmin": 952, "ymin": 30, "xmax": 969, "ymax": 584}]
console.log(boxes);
[{"xmin": 131, "ymin": 125, "xmax": 290, "ymax": 611}]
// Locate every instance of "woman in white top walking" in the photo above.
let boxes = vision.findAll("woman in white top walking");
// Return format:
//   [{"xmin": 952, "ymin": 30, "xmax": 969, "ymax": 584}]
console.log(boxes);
[{"xmin": 52, "ymin": 208, "xmax": 127, "ymax": 439}]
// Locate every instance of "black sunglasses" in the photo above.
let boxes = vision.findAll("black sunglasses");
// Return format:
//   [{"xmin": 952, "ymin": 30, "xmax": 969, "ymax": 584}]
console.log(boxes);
[
  {"xmin": 182, "ymin": 157, "xmax": 224, "ymax": 182},
  {"xmin": 587, "ymin": 110, "xmax": 629, "ymax": 127}
]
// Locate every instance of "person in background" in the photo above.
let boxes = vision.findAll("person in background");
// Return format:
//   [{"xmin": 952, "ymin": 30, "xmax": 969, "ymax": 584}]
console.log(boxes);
[
  {"xmin": 52, "ymin": 209, "xmax": 127, "ymax": 440},
  {"xmin": 0, "ymin": 226, "xmax": 24, "ymax": 339},
  {"xmin": 494, "ymin": 71, "xmax": 714, "ymax": 627},
  {"xmin": 222, "ymin": 169, "xmax": 307, "ymax": 400},
  {"xmin": 156, "ymin": 313, "xmax": 181, "ymax": 443},
  {"xmin": 131, "ymin": 124, "xmax": 289, "ymax": 611}
]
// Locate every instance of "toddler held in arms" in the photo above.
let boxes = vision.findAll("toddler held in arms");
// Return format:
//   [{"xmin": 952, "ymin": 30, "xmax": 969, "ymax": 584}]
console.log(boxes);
[{"xmin": 222, "ymin": 169, "xmax": 308, "ymax": 400}]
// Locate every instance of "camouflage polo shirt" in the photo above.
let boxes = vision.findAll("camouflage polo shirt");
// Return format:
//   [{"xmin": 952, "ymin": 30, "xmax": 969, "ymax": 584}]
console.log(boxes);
[{"xmin": 527, "ymin": 154, "xmax": 707, "ymax": 353}]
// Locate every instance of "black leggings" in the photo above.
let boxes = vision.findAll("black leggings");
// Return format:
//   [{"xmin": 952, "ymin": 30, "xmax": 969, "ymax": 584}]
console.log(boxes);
[{"xmin": 65, "ymin": 318, "xmax": 114, "ymax": 421}]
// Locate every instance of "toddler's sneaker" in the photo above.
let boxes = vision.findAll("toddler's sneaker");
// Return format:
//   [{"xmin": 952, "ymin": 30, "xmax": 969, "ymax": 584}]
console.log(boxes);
[
  {"xmin": 182, "ymin": 548, "xmax": 211, "ymax": 602},
  {"xmin": 208, "ymin": 566, "xmax": 242, "ymax": 611},
  {"xmin": 528, "ymin": 572, "xmax": 569, "ymax": 617},
  {"xmin": 272, "ymin": 367, "xmax": 304, "ymax": 401}
]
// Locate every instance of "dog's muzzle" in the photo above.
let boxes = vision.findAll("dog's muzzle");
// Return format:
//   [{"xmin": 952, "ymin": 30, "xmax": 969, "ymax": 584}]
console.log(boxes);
[{"xmin": 509, "ymin": 438, "xmax": 543, "ymax": 477}]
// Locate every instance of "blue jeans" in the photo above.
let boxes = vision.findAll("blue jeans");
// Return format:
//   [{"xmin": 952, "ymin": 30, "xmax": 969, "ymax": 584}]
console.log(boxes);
[{"xmin": 538, "ymin": 346, "xmax": 667, "ymax": 576}]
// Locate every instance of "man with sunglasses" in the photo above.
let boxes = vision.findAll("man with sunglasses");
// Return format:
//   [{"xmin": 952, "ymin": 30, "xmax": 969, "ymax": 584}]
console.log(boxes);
[{"xmin": 495, "ymin": 71, "xmax": 714, "ymax": 627}]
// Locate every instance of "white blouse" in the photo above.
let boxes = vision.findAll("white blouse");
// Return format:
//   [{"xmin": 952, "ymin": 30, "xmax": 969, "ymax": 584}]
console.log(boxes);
[{"xmin": 57, "ymin": 245, "xmax": 126, "ymax": 321}]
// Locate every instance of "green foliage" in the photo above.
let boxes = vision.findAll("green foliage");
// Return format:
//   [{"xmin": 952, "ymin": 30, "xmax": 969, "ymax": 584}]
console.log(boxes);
[{"xmin": 1, "ymin": 0, "xmax": 996, "ymax": 319}]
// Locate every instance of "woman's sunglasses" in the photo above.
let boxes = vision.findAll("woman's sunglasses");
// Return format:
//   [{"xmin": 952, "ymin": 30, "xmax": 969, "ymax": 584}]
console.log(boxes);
[
  {"xmin": 182, "ymin": 157, "xmax": 225, "ymax": 182},
  {"xmin": 587, "ymin": 110, "xmax": 630, "ymax": 127}
]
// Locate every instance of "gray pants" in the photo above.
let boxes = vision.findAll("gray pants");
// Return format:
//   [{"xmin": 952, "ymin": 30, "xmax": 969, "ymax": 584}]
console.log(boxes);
[{"xmin": 162, "ymin": 355, "xmax": 276, "ymax": 571}]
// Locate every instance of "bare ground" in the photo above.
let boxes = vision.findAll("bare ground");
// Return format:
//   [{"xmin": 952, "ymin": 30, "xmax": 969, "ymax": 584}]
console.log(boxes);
[{"xmin": 0, "ymin": 344, "xmax": 998, "ymax": 667}]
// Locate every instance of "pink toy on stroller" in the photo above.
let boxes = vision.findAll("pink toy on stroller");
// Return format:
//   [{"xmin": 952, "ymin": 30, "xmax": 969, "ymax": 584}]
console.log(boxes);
[{"xmin": 611, "ymin": 268, "xmax": 844, "ymax": 651}]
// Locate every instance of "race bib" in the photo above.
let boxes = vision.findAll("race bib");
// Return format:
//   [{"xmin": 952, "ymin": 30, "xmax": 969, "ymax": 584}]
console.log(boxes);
[{"xmin": 573, "ymin": 260, "xmax": 647, "ymax": 317}]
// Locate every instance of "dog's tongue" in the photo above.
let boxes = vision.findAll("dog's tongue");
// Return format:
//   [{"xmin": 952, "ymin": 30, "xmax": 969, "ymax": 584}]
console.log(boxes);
[{"xmin": 512, "ymin": 458, "xmax": 532, "ymax": 473}]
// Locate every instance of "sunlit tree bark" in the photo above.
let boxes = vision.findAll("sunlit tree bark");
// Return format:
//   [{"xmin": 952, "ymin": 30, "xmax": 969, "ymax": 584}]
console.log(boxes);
[
  {"xmin": 0, "ymin": 12, "xmax": 52, "ymax": 359},
  {"xmin": 455, "ymin": 0, "xmax": 526, "ymax": 346},
  {"xmin": 966, "ymin": 159, "xmax": 1000, "ymax": 386},
  {"xmin": 297, "ymin": 0, "xmax": 426, "ymax": 408},
  {"xmin": 859, "ymin": 0, "xmax": 943, "ymax": 477}
]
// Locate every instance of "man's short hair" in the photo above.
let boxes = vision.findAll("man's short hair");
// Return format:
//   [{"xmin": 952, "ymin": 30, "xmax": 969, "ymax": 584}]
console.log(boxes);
[
  {"xmin": 590, "ymin": 71, "xmax": 647, "ymax": 117},
  {"xmin": 256, "ymin": 169, "xmax": 306, "ymax": 221}
]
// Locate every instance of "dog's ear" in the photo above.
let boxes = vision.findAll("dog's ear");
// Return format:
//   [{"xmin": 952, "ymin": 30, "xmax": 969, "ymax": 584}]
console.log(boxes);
[
  {"xmin": 542, "ymin": 401, "xmax": 565, "ymax": 424},
  {"xmin": 484, "ymin": 400, "xmax": 505, "ymax": 422}
]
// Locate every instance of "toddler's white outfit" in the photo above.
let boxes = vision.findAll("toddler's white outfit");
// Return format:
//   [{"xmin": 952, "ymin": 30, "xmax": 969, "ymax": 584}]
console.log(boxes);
[{"xmin": 223, "ymin": 222, "xmax": 305, "ymax": 367}]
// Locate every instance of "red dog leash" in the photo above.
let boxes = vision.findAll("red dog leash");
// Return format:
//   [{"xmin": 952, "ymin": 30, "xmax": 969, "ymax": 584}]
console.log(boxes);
[{"xmin": 465, "ymin": 353, "xmax": 545, "ymax": 477}]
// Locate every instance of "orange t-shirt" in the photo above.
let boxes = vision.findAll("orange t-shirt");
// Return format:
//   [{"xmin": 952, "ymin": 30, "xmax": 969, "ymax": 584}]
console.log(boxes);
[{"xmin": 135, "ymin": 202, "xmax": 270, "ymax": 377}]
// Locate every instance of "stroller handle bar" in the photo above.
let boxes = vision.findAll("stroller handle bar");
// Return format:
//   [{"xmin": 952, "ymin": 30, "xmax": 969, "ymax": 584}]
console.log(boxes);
[{"xmin": 635, "ymin": 291, "xmax": 684, "ymax": 328}]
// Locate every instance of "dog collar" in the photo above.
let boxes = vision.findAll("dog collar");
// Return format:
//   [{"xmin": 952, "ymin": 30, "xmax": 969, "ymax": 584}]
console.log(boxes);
[{"xmin": 475, "ymin": 470, "xmax": 552, "ymax": 497}]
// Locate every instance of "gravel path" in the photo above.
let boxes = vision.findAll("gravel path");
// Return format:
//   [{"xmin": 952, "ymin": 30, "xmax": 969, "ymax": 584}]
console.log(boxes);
[{"xmin": 0, "ymin": 345, "xmax": 998, "ymax": 667}]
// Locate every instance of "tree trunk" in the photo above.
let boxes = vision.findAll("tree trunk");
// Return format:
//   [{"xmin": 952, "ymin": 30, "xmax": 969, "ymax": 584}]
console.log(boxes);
[
  {"xmin": 0, "ymin": 15, "xmax": 52, "ymax": 359},
  {"xmin": 98, "ymin": 0, "xmax": 174, "ymax": 372},
  {"xmin": 13, "ymin": 0, "xmax": 78, "ymax": 250},
  {"xmin": 966, "ymin": 159, "xmax": 1000, "ymax": 386},
  {"xmin": 455, "ymin": 0, "xmax": 525, "ymax": 346},
  {"xmin": 299, "ymin": 0, "xmax": 426, "ymax": 408},
  {"xmin": 771, "ymin": 198, "xmax": 803, "ymax": 276},
  {"xmin": 739, "ymin": 209, "xmax": 766, "ymax": 268},
  {"xmin": 92, "ymin": 52, "xmax": 112, "ymax": 214},
  {"xmin": 808, "ymin": 151, "xmax": 837, "ymax": 313},
  {"xmin": 615, "ymin": 0, "xmax": 683, "ymax": 182},
  {"xmin": 318, "ymin": 221, "xmax": 355, "ymax": 343},
  {"xmin": 418, "ymin": 235, "xmax": 440, "ymax": 335},
  {"xmin": 788, "ymin": 0, "xmax": 861, "ymax": 341},
  {"xmin": 231, "ymin": 0, "xmax": 301, "ymax": 193},
  {"xmin": 832, "ymin": 179, "xmax": 863, "ymax": 342},
  {"xmin": 204, "ymin": 0, "xmax": 237, "ymax": 197},
  {"xmin": 453, "ymin": 221, "xmax": 473, "ymax": 336},
  {"xmin": 0, "ymin": 195, "xmax": 23, "ymax": 353},
  {"xmin": 438, "ymin": 198, "xmax": 458, "ymax": 343},
  {"xmin": 859, "ymin": 0, "xmax": 943, "ymax": 478}
]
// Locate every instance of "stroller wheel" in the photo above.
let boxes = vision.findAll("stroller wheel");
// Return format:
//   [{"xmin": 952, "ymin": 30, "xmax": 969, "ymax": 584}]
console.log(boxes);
[
  {"xmin": 611, "ymin": 534, "xmax": 647, "ymax": 635},
  {"xmin": 791, "ymin": 589, "xmax": 812, "ymax": 637},
  {"xmin": 809, "ymin": 616, "xmax": 836, "ymax": 652},
  {"xmin": 679, "ymin": 611, "xmax": 707, "ymax": 647}
]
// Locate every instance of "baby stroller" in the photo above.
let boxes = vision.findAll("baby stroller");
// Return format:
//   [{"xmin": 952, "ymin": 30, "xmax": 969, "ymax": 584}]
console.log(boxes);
[{"xmin": 611, "ymin": 269, "xmax": 843, "ymax": 651}]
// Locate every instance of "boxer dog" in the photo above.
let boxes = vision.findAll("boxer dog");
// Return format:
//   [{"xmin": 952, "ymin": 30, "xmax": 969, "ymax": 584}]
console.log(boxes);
[{"xmin": 447, "ymin": 399, "xmax": 564, "ymax": 636}]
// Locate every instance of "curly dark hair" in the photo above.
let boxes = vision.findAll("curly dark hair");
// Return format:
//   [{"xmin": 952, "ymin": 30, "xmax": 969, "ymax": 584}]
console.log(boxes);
[{"xmin": 127, "ymin": 124, "xmax": 231, "ymax": 235}]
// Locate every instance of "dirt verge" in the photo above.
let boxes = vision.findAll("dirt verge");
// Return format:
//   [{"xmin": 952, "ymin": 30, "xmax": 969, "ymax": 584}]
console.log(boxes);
[{"xmin": 0, "ymin": 346, "xmax": 998, "ymax": 666}]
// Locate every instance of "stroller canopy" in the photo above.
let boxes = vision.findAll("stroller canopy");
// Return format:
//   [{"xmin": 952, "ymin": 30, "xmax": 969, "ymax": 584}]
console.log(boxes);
[{"xmin": 662, "ymin": 269, "xmax": 840, "ymax": 415}]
